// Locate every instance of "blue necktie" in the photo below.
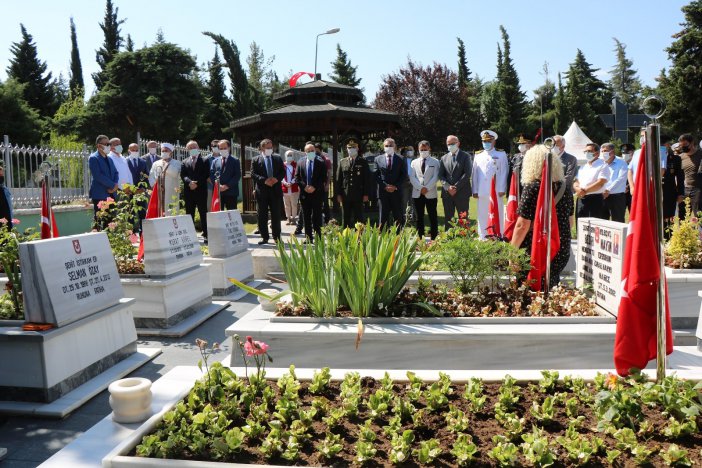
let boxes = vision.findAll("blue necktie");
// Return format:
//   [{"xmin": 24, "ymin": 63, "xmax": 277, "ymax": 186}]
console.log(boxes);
[
  {"xmin": 265, "ymin": 157, "xmax": 272, "ymax": 177},
  {"xmin": 307, "ymin": 161, "xmax": 312, "ymax": 186}
]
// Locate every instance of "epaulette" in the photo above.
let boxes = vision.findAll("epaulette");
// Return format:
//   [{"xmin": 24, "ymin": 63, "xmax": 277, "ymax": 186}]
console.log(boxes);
[{"xmin": 475, "ymin": 150, "xmax": 484, "ymax": 154}]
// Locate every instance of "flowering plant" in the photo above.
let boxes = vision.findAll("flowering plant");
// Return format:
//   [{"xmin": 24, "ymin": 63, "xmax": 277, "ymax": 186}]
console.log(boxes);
[
  {"xmin": 666, "ymin": 199, "xmax": 702, "ymax": 268},
  {"xmin": 233, "ymin": 334, "xmax": 273, "ymax": 388},
  {"xmin": 0, "ymin": 220, "xmax": 39, "ymax": 320}
]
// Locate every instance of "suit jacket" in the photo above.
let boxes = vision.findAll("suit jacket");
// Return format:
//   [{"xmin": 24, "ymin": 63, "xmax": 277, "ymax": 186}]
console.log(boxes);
[
  {"xmin": 0, "ymin": 185, "xmax": 13, "ymax": 227},
  {"xmin": 181, "ymin": 155, "xmax": 210, "ymax": 198},
  {"xmin": 409, "ymin": 157, "xmax": 440, "ymax": 199},
  {"xmin": 210, "ymin": 155, "xmax": 241, "ymax": 201},
  {"xmin": 560, "ymin": 151, "xmax": 578, "ymax": 194},
  {"xmin": 127, "ymin": 156, "xmax": 149, "ymax": 188},
  {"xmin": 374, "ymin": 153, "xmax": 407, "ymax": 198},
  {"xmin": 336, "ymin": 156, "xmax": 371, "ymax": 200},
  {"xmin": 251, "ymin": 154, "xmax": 285, "ymax": 198},
  {"xmin": 142, "ymin": 153, "xmax": 160, "ymax": 175},
  {"xmin": 438, "ymin": 150, "xmax": 472, "ymax": 197},
  {"xmin": 88, "ymin": 151, "xmax": 119, "ymax": 200},
  {"xmin": 296, "ymin": 155, "xmax": 327, "ymax": 202}
]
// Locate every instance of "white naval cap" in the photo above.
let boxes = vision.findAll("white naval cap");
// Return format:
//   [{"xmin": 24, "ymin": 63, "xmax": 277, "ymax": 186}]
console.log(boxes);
[{"xmin": 480, "ymin": 130, "xmax": 498, "ymax": 141}]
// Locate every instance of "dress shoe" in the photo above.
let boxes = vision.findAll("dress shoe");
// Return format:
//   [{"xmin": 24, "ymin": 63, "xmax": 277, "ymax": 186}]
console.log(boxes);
[{"xmin": 257, "ymin": 239, "xmax": 268, "ymax": 245}]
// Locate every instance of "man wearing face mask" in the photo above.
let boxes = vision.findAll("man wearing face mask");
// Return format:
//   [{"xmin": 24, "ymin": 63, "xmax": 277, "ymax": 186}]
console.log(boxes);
[
  {"xmin": 296, "ymin": 143, "xmax": 327, "ymax": 242},
  {"xmin": 0, "ymin": 164, "xmax": 13, "ymax": 228},
  {"xmin": 573, "ymin": 143, "xmax": 611, "ymax": 219},
  {"xmin": 336, "ymin": 140, "xmax": 371, "ymax": 227},
  {"xmin": 141, "ymin": 141, "xmax": 160, "ymax": 175},
  {"xmin": 472, "ymin": 130, "xmax": 508, "ymax": 239},
  {"xmin": 181, "ymin": 141, "xmax": 210, "ymax": 240},
  {"xmin": 210, "ymin": 140, "xmax": 241, "ymax": 211},
  {"xmin": 438, "ymin": 135, "xmax": 472, "ymax": 229},
  {"xmin": 679, "ymin": 133, "xmax": 702, "ymax": 219},
  {"xmin": 88, "ymin": 134, "xmax": 119, "ymax": 220},
  {"xmin": 251, "ymin": 139, "xmax": 284, "ymax": 244},
  {"xmin": 509, "ymin": 134, "xmax": 531, "ymax": 199},
  {"xmin": 552, "ymin": 135, "xmax": 578, "ymax": 227},
  {"xmin": 410, "ymin": 140, "xmax": 440, "ymax": 240},
  {"xmin": 663, "ymin": 143, "xmax": 685, "ymax": 237},
  {"xmin": 400, "ymin": 146, "xmax": 417, "ymax": 225},
  {"xmin": 620, "ymin": 143, "xmax": 635, "ymax": 213},
  {"xmin": 108, "ymin": 137, "xmax": 133, "ymax": 189},
  {"xmin": 127, "ymin": 143, "xmax": 149, "ymax": 188},
  {"xmin": 313, "ymin": 143, "xmax": 333, "ymax": 225},
  {"xmin": 149, "ymin": 143, "xmax": 182, "ymax": 216},
  {"xmin": 600, "ymin": 143, "xmax": 628, "ymax": 223},
  {"xmin": 375, "ymin": 138, "xmax": 407, "ymax": 231}
]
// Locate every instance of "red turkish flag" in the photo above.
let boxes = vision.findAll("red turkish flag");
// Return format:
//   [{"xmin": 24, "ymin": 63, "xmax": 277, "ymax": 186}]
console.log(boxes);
[
  {"xmin": 503, "ymin": 172, "xmax": 518, "ymax": 240},
  {"xmin": 40, "ymin": 179, "xmax": 59, "ymax": 239},
  {"xmin": 527, "ymin": 160, "xmax": 560, "ymax": 291},
  {"xmin": 614, "ymin": 142, "xmax": 673, "ymax": 376},
  {"xmin": 289, "ymin": 71, "xmax": 315, "ymax": 87},
  {"xmin": 486, "ymin": 175, "xmax": 502, "ymax": 237},
  {"xmin": 211, "ymin": 182, "xmax": 220, "ymax": 212},
  {"xmin": 137, "ymin": 182, "xmax": 161, "ymax": 262}
]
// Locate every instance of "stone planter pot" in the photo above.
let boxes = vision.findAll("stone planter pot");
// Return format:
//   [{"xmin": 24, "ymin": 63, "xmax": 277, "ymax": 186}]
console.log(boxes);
[
  {"xmin": 109, "ymin": 377, "xmax": 152, "ymax": 424},
  {"xmin": 257, "ymin": 289, "xmax": 279, "ymax": 312},
  {"xmin": 202, "ymin": 251, "xmax": 254, "ymax": 297},
  {"xmin": 665, "ymin": 266, "xmax": 702, "ymax": 329}
]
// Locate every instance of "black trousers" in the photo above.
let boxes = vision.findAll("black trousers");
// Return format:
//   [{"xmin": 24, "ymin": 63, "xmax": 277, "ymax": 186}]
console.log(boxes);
[
  {"xmin": 296, "ymin": 204, "xmax": 304, "ymax": 231},
  {"xmin": 603, "ymin": 192, "xmax": 626, "ymax": 223},
  {"xmin": 184, "ymin": 191, "xmax": 208, "ymax": 238},
  {"xmin": 577, "ymin": 193, "xmax": 604, "ymax": 219},
  {"xmin": 678, "ymin": 186, "xmax": 701, "ymax": 220},
  {"xmin": 441, "ymin": 192, "xmax": 470, "ymax": 229},
  {"xmin": 257, "ymin": 193, "xmax": 282, "ymax": 241},
  {"xmin": 413, "ymin": 195, "xmax": 438, "ymax": 239},
  {"xmin": 302, "ymin": 196, "xmax": 323, "ymax": 241},
  {"xmin": 342, "ymin": 198, "xmax": 364, "ymax": 228},
  {"xmin": 322, "ymin": 191, "xmax": 330, "ymax": 224},
  {"xmin": 378, "ymin": 190, "xmax": 404, "ymax": 230},
  {"xmin": 221, "ymin": 193, "xmax": 238, "ymax": 211}
]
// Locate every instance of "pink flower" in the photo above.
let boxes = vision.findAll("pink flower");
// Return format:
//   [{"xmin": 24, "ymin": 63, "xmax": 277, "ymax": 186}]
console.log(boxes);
[
  {"xmin": 691, "ymin": 217, "xmax": 699, "ymax": 225},
  {"xmin": 244, "ymin": 339, "xmax": 269, "ymax": 357},
  {"xmin": 11, "ymin": 219, "xmax": 19, "ymax": 225},
  {"xmin": 129, "ymin": 233, "xmax": 139, "ymax": 244},
  {"xmin": 0, "ymin": 218, "xmax": 7, "ymax": 224},
  {"xmin": 107, "ymin": 222, "xmax": 117, "ymax": 230},
  {"xmin": 106, "ymin": 197, "xmax": 114, "ymax": 203}
]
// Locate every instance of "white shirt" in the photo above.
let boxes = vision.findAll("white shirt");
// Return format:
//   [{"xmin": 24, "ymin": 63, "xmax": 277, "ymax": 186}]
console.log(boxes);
[
  {"xmin": 603, "ymin": 156, "xmax": 628, "ymax": 194},
  {"xmin": 472, "ymin": 148, "xmax": 508, "ymax": 196},
  {"xmin": 109, "ymin": 152, "xmax": 133, "ymax": 187},
  {"xmin": 576, "ymin": 158, "xmax": 611, "ymax": 194}
]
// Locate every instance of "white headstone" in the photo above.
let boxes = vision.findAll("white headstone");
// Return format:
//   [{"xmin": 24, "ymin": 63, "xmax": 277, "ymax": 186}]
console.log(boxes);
[
  {"xmin": 576, "ymin": 218, "xmax": 628, "ymax": 315},
  {"xmin": 142, "ymin": 215, "xmax": 202, "ymax": 276},
  {"xmin": 20, "ymin": 232, "xmax": 124, "ymax": 327},
  {"xmin": 206, "ymin": 210, "xmax": 248, "ymax": 258}
]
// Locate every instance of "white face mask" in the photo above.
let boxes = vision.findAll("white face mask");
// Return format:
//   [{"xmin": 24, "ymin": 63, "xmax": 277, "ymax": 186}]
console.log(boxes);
[
  {"xmin": 129, "ymin": 151, "xmax": 139, "ymax": 158},
  {"xmin": 286, "ymin": 156, "xmax": 294, "ymax": 162},
  {"xmin": 405, "ymin": 151, "xmax": 414, "ymax": 158},
  {"xmin": 420, "ymin": 151, "xmax": 430, "ymax": 159},
  {"xmin": 518, "ymin": 144, "xmax": 528, "ymax": 154},
  {"xmin": 162, "ymin": 151, "xmax": 172, "ymax": 160},
  {"xmin": 189, "ymin": 149, "xmax": 200, "ymax": 158},
  {"xmin": 552, "ymin": 146, "xmax": 562, "ymax": 156},
  {"xmin": 114, "ymin": 145, "xmax": 123, "ymax": 154},
  {"xmin": 384, "ymin": 146, "xmax": 394, "ymax": 155},
  {"xmin": 148, "ymin": 147, "xmax": 157, "ymax": 155},
  {"xmin": 448, "ymin": 143, "xmax": 459, "ymax": 153},
  {"xmin": 220, "ymin": 149, "xmax": 229, "ymax": 158},
  {"xmin": 264, "ymin": 149, "xmax": 273, "ymax": 157},
  {"xmin": 347, "ymin": 148, "xmax": 358, "ymax": 157},
  {"xmin": 623, "ymin": 152, "xmax": 633, "ymax": 163},
  {"xmin": 585, "ymin": 152, "xmax": 596, "ymax": 162},
  {"xmin": 211, "ymin": 147, "xmax": 220, "ymax": 155}
]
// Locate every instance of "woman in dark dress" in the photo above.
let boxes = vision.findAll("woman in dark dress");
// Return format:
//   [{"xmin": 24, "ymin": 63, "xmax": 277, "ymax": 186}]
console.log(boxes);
[
  {"xmin": 510, "ymin": 145, "xmax": 573, "ymax": 289},
  {"xmin": 663, "ymin": 143, "xmax": 684, "ymax": 239}
]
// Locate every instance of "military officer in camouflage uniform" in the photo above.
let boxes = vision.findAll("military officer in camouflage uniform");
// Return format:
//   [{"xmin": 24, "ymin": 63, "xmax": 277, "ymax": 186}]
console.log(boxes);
[{"xmin": 335, "ymin": 140, "xmax": 371, "ymax": 227}]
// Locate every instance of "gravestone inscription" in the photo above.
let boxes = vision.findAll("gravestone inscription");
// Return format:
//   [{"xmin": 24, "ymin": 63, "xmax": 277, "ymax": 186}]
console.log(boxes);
[
  {"xmin": 206, "ymin": 210, "xmax": 247, "ymax": 258},
  {"xmin": 142, "ymin": 215, "xmax": 202, "ymax": 277}
]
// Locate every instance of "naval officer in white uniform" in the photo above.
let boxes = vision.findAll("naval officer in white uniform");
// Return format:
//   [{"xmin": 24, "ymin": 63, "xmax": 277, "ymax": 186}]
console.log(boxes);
[{"xmin": 472, "ymin": 130, "xmax": 508, "ymax": 239}]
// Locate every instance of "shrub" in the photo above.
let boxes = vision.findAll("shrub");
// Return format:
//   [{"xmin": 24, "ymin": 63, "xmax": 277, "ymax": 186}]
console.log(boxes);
[{"xmin": 666, "ymin": 199, "xmax": 702, "ymax": 268}]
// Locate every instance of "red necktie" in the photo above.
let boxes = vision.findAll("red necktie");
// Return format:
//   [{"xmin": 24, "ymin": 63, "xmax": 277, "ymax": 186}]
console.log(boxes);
[{"xmin": 388, "ymin": 155, "xmax": 392, "ymax": 171}]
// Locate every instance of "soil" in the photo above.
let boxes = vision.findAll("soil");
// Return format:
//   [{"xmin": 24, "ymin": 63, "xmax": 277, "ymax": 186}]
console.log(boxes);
[{"xmin": 135, "ymin": 376, "xmax": 702, "ymax": 467}]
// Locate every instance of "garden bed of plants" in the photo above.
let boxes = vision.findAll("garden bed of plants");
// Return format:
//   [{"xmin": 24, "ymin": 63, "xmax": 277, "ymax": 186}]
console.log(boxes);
[
  {"xmin": 133, "ymin": 363, "xmax": 702, "ymax": 467},
  {"xmin": 0, "ymin": 218, "xmax": 38, "ymax": 320}
]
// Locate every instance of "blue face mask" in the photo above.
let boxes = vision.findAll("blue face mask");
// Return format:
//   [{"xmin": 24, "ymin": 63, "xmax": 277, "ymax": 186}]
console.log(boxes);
[
  {"xmin": 482, "ymin": 142, "xmax": 492, "ymax": 151},
  {"xmin": 306, "ymin": 152, "xmax": 316, "ymax": 161}
]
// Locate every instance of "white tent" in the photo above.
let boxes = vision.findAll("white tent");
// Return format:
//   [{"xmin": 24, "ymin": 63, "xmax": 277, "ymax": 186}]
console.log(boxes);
[{"xmin": 563, "ymin": 121, "xmax": 593, "ymax": 165}]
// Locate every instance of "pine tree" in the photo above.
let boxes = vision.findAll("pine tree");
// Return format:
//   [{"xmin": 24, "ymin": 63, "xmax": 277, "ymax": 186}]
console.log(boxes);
[
  {"xmin": 657, "ymin": 0, "xmax": 702, "ymax": 134},
  {"xmin": 609, "ymin": 38, "xmax": 642, "ymax": 109},
  {"xmin": 155, "ymin": 28, "xmax": 165, "ymax": 44},
  {"xmin": 203, "ymin": 49, "xmax": 232, "ymax": 139},
  {"xmin": 563, "ymin": 49, "xmax": 610, "ymax": 141},
  {"xmin": 553, "ymin": 72, "xmax": 568, "ymax": 134},
  {"xmin": 52, "ymin": 73, "xmax": 69, "ymax": 110},
  {"xmin": 68, "ymin": 18, "xmax": 84, "ymax": 98},
  {"xmin": 493, "ymin": 26, "xmax": 527, "ymax": 149},
  {"xmin": 93, "ymin": 0, "xmax": 125, "ymax": 91},
  {"xmin": 125, "ymin": 34, "xmax": 134, "ymax": 52},
  {"xmin": 6, "ymin": 24, "xmax": 55, "ymax": 118},
  {"xmin": 456, "ymin": 37, "xmax": 471, "ymax": 89},
  {"xmin": 329, "ymin": 44, "xmax": 361, "ymax": 88}
]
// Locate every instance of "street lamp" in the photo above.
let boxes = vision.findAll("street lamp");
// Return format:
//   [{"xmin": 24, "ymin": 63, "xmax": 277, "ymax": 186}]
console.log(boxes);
[{"xmin": 314, "ymin": 28, "xmax": 340, "ymax": 80}]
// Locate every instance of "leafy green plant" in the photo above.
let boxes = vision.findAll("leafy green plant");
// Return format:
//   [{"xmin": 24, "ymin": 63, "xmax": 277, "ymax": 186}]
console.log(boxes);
[
  {"xmin": 538, "ymin": 370, "xmax": 559, "ymax": 393},
  {"xmin": 316, "ymin": 432, "xmax": 343, "ymax": 460},
  {"xmin": 661, "ymin": 444, "xmax": 693, "ymax": 466},
  {"xmin": 530, "ymin": 396, "xmax": 556, "ymax": 424},
  {"xmin": 445, "ymin": 405, "xmax": 470, "ymax": 433},
  {"xmin": 366, "ymin": 388, "xmax": 391, "ymax": 419},
  {"xmin": 451, "ymin": 433, "xmax": 479, "ymax": 466},
  {"xmin": 414, "ymin": 438, "xmax": 441, "ymax": 465},
  {"xmin": 520, "ymin": 427, "xmax": 556, "ymax": 467},
  {"xmin": 354, "ymin": 440, "xmax": 377, "ymax": 464},
  {"xmin": 662, "ymin": 416, "xmax": 697, "ymax": 439},
  {"xmin": 425, "ymin": 381, "xmax": 449, "ymax": 412},
  {"xmin": 556, "ymin": 433, "xmax": 604, "ymax": 465},
  {"xmin": 389, "ymin": 429, "xmax": 415, "ymax": 464},
  {"xmin": 489, "ymin": 436, "xmax": 519, "ymax": 466},
  {"xmin": 358, "ymin": 419, "xmax": 378, "ymax": 443}
]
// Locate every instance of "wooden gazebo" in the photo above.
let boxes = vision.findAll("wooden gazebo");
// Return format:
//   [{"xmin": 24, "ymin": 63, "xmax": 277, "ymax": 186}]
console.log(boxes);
[{"xmin": 230, "ymin": 80, "xmax": 401, "ymax": 213}]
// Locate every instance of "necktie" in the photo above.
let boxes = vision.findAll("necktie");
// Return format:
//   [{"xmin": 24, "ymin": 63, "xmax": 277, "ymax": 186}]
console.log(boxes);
[
  {"xmin": 265, "ymin": 156, "xmax": 272, "ymax": 177},
  {"xmin": 307, "ymin": 161, "xmax": 312, "ymax": 186},
  {"xmin": 387, "ymin": 155, "xmax": 392, "ymax": 171},
  {"xmin": 421, "ymin": 158, "xmax": 426, "ymax": 174}
]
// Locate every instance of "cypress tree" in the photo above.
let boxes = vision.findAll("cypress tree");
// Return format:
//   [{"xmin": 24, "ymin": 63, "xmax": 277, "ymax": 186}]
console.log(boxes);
[
  {"xmin": 6, "ymin": 24, "xmax": 55, "ymax": 118},
  {"xmin": 609, "ymin": 38, "xmax": 642, "ymax": 109},
  {"xmin": 456, "ymin": 37, "xmax": 471, "ymax": 89},
  {"xmin": 329, "ymin": 44, "xmax": 362, "ymax": 88},
  {"xmin": 494, "ymin": 26, "xmax": 527, "ymax": 149},
  {"xmin": 93, "ymin": 0, "xmax": 125, "ymax": 91},
  {"xmin": 68, "ymin": 17, "xmax": 84, "ymax": 98},
  {"xmin": 563, "ymin": 49, "xmax": 610, "ymax": 140},
  {"xmin": 553, "ymin": 72, "xmax": 568, "ymax": 134},
  {"xmin": 125, "ymin": 34, "xmax": 134, "ymax": 52},
  {"xmin": 203, "ymin": 49, "xmax": 232, "ymax": 138}
]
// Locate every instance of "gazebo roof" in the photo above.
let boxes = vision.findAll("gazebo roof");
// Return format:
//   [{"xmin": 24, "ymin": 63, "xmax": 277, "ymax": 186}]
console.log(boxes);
[{"xmin": 273, "ymin": 80, "xmax": 363, "ymax": 105}]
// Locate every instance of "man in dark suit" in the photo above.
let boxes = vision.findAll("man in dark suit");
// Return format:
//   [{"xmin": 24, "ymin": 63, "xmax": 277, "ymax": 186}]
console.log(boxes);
[
  {"xmin": 438, "ymin": 134, "xmax": 472, "ymax": 228},
  {"xmin": 209, "ymin": 139, "xmax": 241, "ymax": 211},
  {"xmin": 296, "ymin": 142, "xmax": 328, "ymax": 242},
  {"xmin": 374, "ymin": 137, "xmax": 407, "ymax": 230},
  {"xmin": 251, "ymin": 138, "xmax": 285, "ymax": 244},
  {"xmin": 554, "ymin": 134, "xmax": 578, "ymax": 228},
  {"xmin": 88, "ymin": 134, "xmax": 119, "ymax": 223},
  {"xmin": 142, "ymin": 140, "xmax": 160, "ymax": 175},
  {"xmin": 182, "ymin": 140, "xmax": 210, "ymax": 240},
  {"xmin": 127, "ymin": 143, "xmax": 149, "ymax": 187}
]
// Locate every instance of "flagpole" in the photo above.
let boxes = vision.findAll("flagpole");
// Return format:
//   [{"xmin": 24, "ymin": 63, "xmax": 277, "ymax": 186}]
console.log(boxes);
[
  {"xmin": 643, "ymin": 96, "xmax": 667, "ymax": 382},
  {"xmin": 215, "ymin": 170, "xmax": 221, "ymax": 211},
  {"xmin": 39, "ymin": 162, "xmax": 53, "ymax": 237},
  {"xmin": 543, "ymin": 138, "xmax": 555, "ymax": 295}
]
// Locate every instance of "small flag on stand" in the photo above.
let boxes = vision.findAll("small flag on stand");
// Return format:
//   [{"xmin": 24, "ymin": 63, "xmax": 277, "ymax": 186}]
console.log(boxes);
[
  {"xmin": 486, "ymin": 176, "xmax": 502, "ymax": 238},
  {"xmin": 527, "ymin": 160, "xmax": 559, "ymax": 291},
  {"xmin": 40, "ymin": 179, "xmax": 59, "ymax": 239},
  {"xmin": 613, "ymin": 142, "xmax": 673, "ymax": 376},
  {"xmin": 503, "ymin": 173, "xmax": 518, "ymax": 240},
  {"xmin": 137, "ymin": 182, "xmax": 161, "ymax": 262}
]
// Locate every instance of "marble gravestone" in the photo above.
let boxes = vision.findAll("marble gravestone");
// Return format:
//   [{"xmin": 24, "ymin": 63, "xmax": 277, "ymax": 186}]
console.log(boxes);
[
  {"xmin": 206, "ymin": 210, "xmax": 247, "ymax": 258},
  {"xmin": 20, "ymin": 232, "xmax": 123, "ymax": 327},
  {"xmin": 142, "ymin": 215, "xmax": 202, "ymax": 276}
]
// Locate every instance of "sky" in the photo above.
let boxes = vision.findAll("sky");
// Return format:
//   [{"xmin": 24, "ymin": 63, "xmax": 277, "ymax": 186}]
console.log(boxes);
[{"xmin": 0, "ymin": 0, "xmax": 691, "ymax": 104}]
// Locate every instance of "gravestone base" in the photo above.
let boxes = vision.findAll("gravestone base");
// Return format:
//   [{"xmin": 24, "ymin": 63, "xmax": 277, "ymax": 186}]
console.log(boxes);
[
  {"xmin": 203, "ymin": 251, "xmax": 254, "ymax": 297},
  {"xmin": 121, "ymin": 264, "xmax": 227, "ymax": 337},
  {"xmin": 0, "ymin": 298, "xmax": 139, "ymax": 403}
]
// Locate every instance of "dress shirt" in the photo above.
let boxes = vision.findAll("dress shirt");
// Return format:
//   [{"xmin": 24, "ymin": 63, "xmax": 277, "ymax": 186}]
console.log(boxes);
[
  {"xmin": 604, "ymin": 157, "xmax": 628, "ymax": 194},
  {"xmin": 576, "ymin": 158, "xmax": 611, "ymax": 194},
  {"xmin": 109, "ymin": 152, "xmax": 133, "ymax": 187}
]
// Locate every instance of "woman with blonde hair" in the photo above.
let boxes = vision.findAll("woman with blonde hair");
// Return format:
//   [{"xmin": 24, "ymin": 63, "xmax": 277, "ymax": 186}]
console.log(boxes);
[{"xmin": 510, "ymin": 144, "xmax": 573, "ymax": 288}]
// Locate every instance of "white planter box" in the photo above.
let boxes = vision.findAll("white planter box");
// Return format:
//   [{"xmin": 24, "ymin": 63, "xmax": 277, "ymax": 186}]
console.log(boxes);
[
  {"xmin": 121, "ymin": 265, "xmax": 213, "ymax": 329},
  {"xmin": 226, "ymin": 305, "xmax": 618, "ymax": 371},
  {"xmin": 665, "ymin": 266, "xmax": 702, "ymax": 329},
  {"xmin": 0, "ymin": 298, "xmax": 136, "ymax": 403},
  {"xmin": 202, "ymin": 251, "xmax": 254, "ymax": 297}
]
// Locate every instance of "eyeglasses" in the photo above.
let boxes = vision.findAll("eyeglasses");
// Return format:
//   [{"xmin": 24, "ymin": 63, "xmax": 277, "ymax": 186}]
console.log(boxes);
[{"xmin": 384, "ymin": 145, "xmax": 393, "ymax": 148}]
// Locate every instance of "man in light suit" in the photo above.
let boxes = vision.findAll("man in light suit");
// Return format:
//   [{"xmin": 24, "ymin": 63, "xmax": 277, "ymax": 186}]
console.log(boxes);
[
  {"xmin": 374, "ymin": 137, "xmax": 407, "ymax": 231},
  {"xmin": 438, "ymin": 134, "xmax": 472, "ymax": 228},
  {"xmin": 296, "ymin": 143, "xmax": 328, "ymax": 242},
  {"xmin": 410, "ymin": 140, "xmax": 440, "ymax": 240}
]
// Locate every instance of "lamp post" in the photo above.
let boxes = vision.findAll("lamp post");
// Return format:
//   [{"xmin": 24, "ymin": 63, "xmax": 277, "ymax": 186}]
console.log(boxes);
[{"xmin": 314, "ymin": 28, "xmax": 340, "ymax": 79}]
